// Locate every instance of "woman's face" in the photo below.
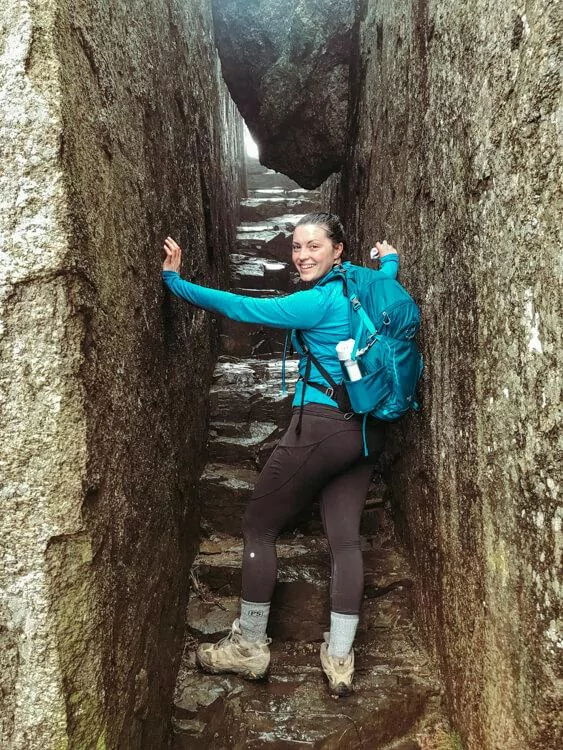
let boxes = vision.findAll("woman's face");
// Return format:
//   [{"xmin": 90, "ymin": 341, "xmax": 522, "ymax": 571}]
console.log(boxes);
[{"xmin": 291, "ymin": 224, "xmax": 343, "ymax": 283}]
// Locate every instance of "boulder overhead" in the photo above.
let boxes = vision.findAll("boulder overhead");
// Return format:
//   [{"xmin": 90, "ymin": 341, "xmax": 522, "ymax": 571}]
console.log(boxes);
[{"xmin": 211, "ymin": 0, "xmax": 355, "ymax": 188}]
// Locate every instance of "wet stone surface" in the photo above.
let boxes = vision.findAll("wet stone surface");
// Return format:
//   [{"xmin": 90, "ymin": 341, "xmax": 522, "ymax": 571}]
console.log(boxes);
[
  {"xmin": 173, "ymin": 624, "xmax": 442, "ymax": 749},
  {"xmin": 236, "ymin": 230, "xmax": 293, "ymax": 263},
  {"xmin": 230, "ymin": 253, "xmax": 291, "ymax": 290},
  {"xmin": 240, "ymin": 197, "xmax": 320, "ymax": 222},
  {"xmin": 209, "ymin": 357, "xmax": 298, "ymax": 426}
]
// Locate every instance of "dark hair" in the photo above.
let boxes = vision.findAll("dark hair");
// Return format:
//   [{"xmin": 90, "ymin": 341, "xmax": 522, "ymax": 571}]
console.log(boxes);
[{"xmin": 295, "ymin": 212, "xmax": 347, "ymax": 257}]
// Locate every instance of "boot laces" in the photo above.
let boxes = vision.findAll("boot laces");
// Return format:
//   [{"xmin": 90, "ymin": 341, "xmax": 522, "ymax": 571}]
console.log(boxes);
[{"xmin": 213, "ymin": 626, "xmax": 241, "ymax": 650}]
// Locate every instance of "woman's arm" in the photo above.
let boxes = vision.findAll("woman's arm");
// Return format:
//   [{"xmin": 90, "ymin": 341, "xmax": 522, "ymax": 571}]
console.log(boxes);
[
  {"xmin": 373, "ymin": 240, "xmax": 399, "ymax": 279},
  {"xmin": 162, "ymin": 237, "xmax": 328, "ymax": 330}
]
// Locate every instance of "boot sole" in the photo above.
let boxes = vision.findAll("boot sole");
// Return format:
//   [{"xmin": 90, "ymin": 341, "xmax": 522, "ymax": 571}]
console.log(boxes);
[{"xmin": 196, "ymin": 654, "xmax": 269, "ymax": 681}]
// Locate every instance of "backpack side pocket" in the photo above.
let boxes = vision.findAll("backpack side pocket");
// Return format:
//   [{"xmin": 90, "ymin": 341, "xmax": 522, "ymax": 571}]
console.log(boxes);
[{"xmin": 344, "ymin": 362, "xmax": 392, "ymax": 414}]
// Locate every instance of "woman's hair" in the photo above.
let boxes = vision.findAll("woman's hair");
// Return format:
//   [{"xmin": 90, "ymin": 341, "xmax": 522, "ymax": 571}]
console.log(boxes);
[{"xmin": 295, "ymin": 213, "xmax": 347, "ymax": 255}]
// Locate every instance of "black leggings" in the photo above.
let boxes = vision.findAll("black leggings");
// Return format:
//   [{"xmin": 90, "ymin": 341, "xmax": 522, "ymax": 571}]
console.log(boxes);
[{"xmin": 241, "ymin": 404, "xmax": 385, "ymax": 614}]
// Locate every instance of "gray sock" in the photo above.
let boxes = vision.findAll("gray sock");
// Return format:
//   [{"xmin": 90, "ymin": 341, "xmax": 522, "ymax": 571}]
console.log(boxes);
[
  {"xmin": 239, "ymin": 600, "xmax": 271, "ymax": 642},
  {"xmin": 328, "ymin": 612, "xmax": 359, "ymax": 658}
]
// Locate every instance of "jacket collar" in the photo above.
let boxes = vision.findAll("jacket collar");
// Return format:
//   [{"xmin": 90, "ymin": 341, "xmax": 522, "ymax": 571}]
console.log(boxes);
[{"xmin": 314, "ymin": 261, "xmax": 351, "ymax": 287}]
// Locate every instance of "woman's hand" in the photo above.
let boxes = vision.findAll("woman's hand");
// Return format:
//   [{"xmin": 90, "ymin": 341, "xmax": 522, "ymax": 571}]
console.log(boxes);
[
  {"xmin": 374, "ymin": 240, "xmax": 398, "ymax": 258},
  {"xmin": 163, "ymin": 236, "xmax": 182, "ymax": 273}
]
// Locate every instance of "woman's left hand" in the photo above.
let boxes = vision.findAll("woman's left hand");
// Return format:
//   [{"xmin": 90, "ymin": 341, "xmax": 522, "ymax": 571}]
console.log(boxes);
[
  {"xmin": 375, "ymin": 240, "xmax": 398, "ymax": 258},
  {"xmin": 163, "ymin": 236, "xmax": 182, "ymax": 272}
]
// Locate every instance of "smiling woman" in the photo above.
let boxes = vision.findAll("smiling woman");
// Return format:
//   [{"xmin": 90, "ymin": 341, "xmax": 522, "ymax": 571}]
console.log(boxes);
[
  {"xmin": 161, "ymin": 213, "xmax": 399, "ymax": 696},
  {"xmin": 292, "ymin": 218, "xmax": 344, "ymax": 282}
]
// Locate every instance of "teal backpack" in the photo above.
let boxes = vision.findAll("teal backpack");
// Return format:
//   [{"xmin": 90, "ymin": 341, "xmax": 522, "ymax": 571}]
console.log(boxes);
[{"xmin": 288, "ymin": 263, "xmax": 423, "ymax": 453}]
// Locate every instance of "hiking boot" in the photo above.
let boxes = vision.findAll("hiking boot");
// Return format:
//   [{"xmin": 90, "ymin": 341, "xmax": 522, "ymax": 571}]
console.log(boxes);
[
  {"xmin": 196, "ymin": 619, "xmax": 271, "ymax": 680},
  {"xmin": 320, "ymin": 632, "xmax": 354, "ymax": 696}
]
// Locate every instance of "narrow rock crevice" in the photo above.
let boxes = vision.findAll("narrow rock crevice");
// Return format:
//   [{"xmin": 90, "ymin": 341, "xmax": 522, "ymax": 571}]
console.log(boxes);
[
  {"xmin": 1, "ymin": 1, "xmax": 560, "ymax": 749},
  {"xmin": 171, "ymin": 162, "xmax": 448, "ymax": 749}
]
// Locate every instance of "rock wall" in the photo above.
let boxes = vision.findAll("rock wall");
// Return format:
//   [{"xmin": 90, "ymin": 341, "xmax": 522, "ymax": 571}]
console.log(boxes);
[
  {"xmin": 0, "ymin": 1, "xmax": 244, "ymax": 748},
  {"xmin": 332, "ymin": 1, "xmax": 561, "ymax": 748},
  {"xmin": 211, "ymin": 0, "xmax": 355, "ymax": 188}
]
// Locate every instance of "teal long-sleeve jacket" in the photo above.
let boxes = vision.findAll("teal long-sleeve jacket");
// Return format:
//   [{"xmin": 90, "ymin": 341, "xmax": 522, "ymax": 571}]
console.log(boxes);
[{"xmin": 162, "ymin": 256, "xmax": 399, "ymax": 409}]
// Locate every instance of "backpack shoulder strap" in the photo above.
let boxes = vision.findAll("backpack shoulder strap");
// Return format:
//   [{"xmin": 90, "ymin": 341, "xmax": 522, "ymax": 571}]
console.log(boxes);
[
  {"xmin": 294, "ymin": 330, "xmax": 339, "ymax": 393},
  {"xmin": 337, "ymin": 266, "xmax": 378, "ymax": 355}
]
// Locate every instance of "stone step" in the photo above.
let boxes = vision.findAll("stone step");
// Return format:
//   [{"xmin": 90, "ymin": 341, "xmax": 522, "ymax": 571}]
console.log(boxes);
[
  {"xmin": 199, "ymin": 463, "xmax": 259, "ymax": 536},
  {"xmin": 220, "ymin": 319, "xmax": 288, "ymax": 359},
  {"xmin": 207, "ymin": 420, "xmax": 279, "ymax": 468},
  {"xmin": 172, "ymin": 589, "xmax": 442, "ymax": 749},
  {"xmin": 209, "ymin": 357, "xmax": 298, "ymax": 426},
  {"xmin": 230, "ymin": 253, "xmax": 292, "ymax": 291},
  {"xmin": 217, "ymin": 286, "xmax": 290, "ymax": 358},
  {"xmin": 240, "ymin": 197, "xmax": 319, "ymax": 222},
  {"xmin": 239, "ymin": 214, "xmax": 305, "ymax": 233},
  {"xmin": 248, "ymin": 187, "xmax": 320, "ymax": 200},
  {"xmin": 236, "ymin": 229, "xmax": 292, "ymax": 263},
  {"xmin": 184, "ymin": 585, "xmax": 421, "ymax": 664},
  {"xmin": 190, "ymin": 532, "xmax": 414, "ymax": 642}
]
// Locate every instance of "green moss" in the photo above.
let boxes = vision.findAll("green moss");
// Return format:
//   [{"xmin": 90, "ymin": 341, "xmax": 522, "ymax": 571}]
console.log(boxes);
[
  {"xmin": 420, "ymin": 725, "xmax": 465, "ymax": 750},
  {"xmin": 46, "ymin": 534, "xmax": 106, "ymax": 749},
  {"xmin": 433, "ymin": 730, "xmax": 464, "ymax": 750}
]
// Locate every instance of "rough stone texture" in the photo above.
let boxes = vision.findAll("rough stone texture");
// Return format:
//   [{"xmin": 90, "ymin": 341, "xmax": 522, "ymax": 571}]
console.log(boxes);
[
  {"xmin": 0, "ymin": 1, "xmax": 244, "ymax": 748},
  {"xmin": 331, "ymin": 1, "xmax": 562, "ymax": 748},
  {"xmin": 211, "ymin": 0, "xmax": 355, "ymax": 188}
]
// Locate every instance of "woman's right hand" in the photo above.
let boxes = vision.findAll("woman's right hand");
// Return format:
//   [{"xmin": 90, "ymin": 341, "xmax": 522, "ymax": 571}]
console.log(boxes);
[{"xmin": 163, "ymin": 236, "xmax": 182, "ymax": 273}]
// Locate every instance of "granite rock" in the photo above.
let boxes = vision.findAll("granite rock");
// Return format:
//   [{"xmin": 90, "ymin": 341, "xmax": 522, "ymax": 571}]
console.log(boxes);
[
  {"xmin": 0, "ymin": 1, "xmax": 244, "ymax": 748},
  {"xmin": 211, "ymin": 0, "xmax": 355, "ymax": 188},
  {"xmin": 331, "ymin": 1, "xmax": 562, "ymax": 748}
]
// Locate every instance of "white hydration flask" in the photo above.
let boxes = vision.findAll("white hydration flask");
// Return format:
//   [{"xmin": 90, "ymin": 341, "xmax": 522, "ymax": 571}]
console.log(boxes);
[{"xmin": 336, "ymin": 338, "xmax": 362, "ymax": 382}]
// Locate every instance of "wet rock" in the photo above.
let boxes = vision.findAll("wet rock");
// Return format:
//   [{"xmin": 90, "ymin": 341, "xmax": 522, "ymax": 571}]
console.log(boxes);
[
  {"xmin": 240, "ymin": 198, "xmax": 320, "ymax": 223},
  {"xmin": 230, "ymin": 253, "xmax": 291, "ymax": 291},
  {"xmin": 0, "ymin": 1, "xmax": 243, "ymax": 747},
  {"xmin": 175, "ymin": 674, "xmax": 238, "ymax": 714},
  {"xmin": 190, "ymin": 532, "xmax": 416, "ymax": 643},
  {"xmin": 199, "ymin": 464, "xmax": 259, "ymax": 535},
  {"xmin": 217, "ymin": 286, "xmax": 290, "ymax": 358},
  {"xmin": 186, "ymin": 595, "xmax": 239, "ymax": 637},
  {"xmin": 208, "ymin": 420, "xmax": 279, "ymax": 467},
  {"xmin": 360, "ymin": 505, "xmax": 389, "ymax": 536},
  {"xmin": 192, "ymin": 533, "xmax": 326, "ymax": 601},
  {"xmin": 211, "ymin": 0, "xmax": 355, "ymax": 187},
  {"xmin": 333, "ymin": 1, "xmax": 562, "ymax": 746},
  {"xmin": 255, "ymin": 425, "xmax": 286, "ymax": 470},
  {"xmin": 220, "ymin": 321, "xmax": 288, "ymax": 358},
  {"xmin": 172, "ymin": 637, "xmax": 440, "ymax": 749},
  {"xmin": 209, "ymin": 357, "xmax": 298, "ymax": 426},
  {"xmin": 236, "ymin": 229, "xmax": 292, "ymax": 263},
  {"xmin": 270, "ymin": 580, "xmax": 330, "ymax": 641}
]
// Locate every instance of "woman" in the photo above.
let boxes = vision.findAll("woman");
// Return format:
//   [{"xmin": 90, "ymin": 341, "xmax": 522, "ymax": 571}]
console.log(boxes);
[{"xmin": 162, "ymin": 213, "xmax": 399, "ymax": 696}]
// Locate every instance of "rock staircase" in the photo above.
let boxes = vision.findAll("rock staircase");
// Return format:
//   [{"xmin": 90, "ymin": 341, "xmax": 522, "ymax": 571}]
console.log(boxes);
[{"xmin": 171, "ymin": 162, "xmax": 446, "ymax": 749}]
